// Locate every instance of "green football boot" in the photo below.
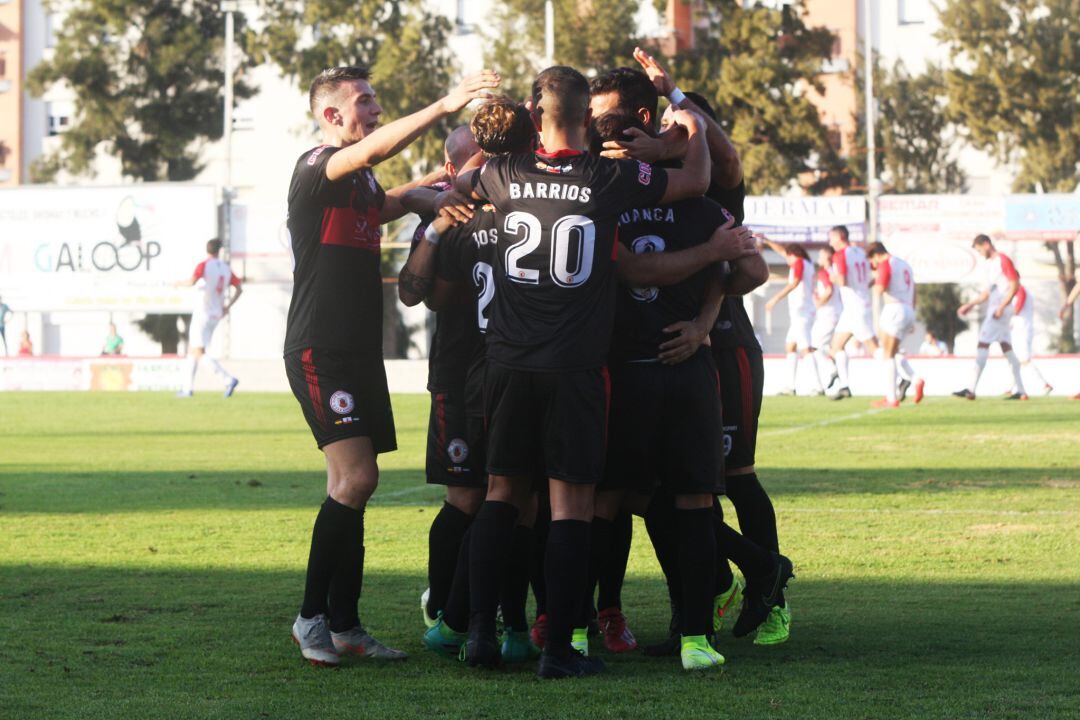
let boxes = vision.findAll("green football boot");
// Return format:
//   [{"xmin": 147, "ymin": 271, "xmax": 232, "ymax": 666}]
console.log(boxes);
[
  {"xmin": 571, "ymin": 627, "xmax": 590, "ymax": 656},
  {"xmin": 500, "ymin": 629, "xmax": 541, "ymax": 663},
  {"xmin": 754, "ymin": 603, "xmax": 791, "ymax": 646},
  {"xmin": 680, "ymin": 635, "xmax": 725, "ymax": 671},
  {"xmin": 713, "ymin": 577, "xmax": 744, "ymax": 634},
  {"xmin": 423, "ymin": 615, "xmax": 467, "ymax": 659}
]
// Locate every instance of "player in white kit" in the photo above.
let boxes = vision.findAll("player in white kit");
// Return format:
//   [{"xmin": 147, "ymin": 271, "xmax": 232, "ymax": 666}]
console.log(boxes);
[
  {"xmin": 953, "ymin": 235, "xmax": 1027, "ymax": 400},
  {"xmin": 764, "ymin": 240, "xmax": 823, "ymax": 395},
  {"xmin": 175, "ymin": 238, "xmax": 243, "ymax": 397},
  {"xmin": 811, "ymin": 246, "xmax": 842, "ymax": 392},
  {"xmin": 867, "ymin": 243, "xmax": 924, "ymax": 408},
  {"xmin": 1007, "ymin": 284, "xmax": 1052, "ymax": 395},
  {"xmin": 826, "ymin": 226, "xmax": 878, "ymax": 400}
]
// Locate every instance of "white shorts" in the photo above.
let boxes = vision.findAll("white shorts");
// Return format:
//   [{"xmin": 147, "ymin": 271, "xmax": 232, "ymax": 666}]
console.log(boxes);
[
  {"xmin": 189, "ymin": 312, "xmax": 220, "ymax": 350},
  {"xmin": 1009, "ymin": 311, "xmax": 1034, "ymax": 361},
  {"xmin": 978, "ymin": 307, "xmax": 1014, "ymax": 346},
  {"xmin": 785, "ymin": 313, "xmax": 813, "ymax": 350},
  {"xmin": 836, "ymin": 301, "xmax": 875, "ymax": 342},
  {"xmin": 811, "ymin": 309, "xmax": 839, "ymax": 349},
  {"xmin": 879, "ymin": 303, "xmax": 915, "ymax": 340}
]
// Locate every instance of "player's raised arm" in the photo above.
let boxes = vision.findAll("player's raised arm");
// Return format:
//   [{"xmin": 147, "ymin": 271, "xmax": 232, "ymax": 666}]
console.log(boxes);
[
  {"xmin": 325, "ymin": 71, "xmax": 500, "ymax": 182},
  {"xmin": 658, "ymin": 109, "xmax": 710, "ymax": 203}
]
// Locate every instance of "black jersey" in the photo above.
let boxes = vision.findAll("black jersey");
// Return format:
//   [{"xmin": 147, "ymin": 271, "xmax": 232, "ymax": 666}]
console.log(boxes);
[
  {"xmin": 704, "ymin": 178, "xmax": 759, "ymax": 351},
  {"xmin": 435, "ymin": 206, "xmax": 500, "ymax": 344},
  {"xmin": 284, "ymin": 145, "xmax": 386, "ymax": 356},
  {"xmin": 474, "ymin": 149, "xmax": 668, "ymax": 370},
  {"xmin": 612, "ymin": 198, "xmax": 727, "ymax": 362}
]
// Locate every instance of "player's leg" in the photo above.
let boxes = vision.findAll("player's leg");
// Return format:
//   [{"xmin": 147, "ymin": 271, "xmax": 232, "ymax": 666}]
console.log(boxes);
[
  {"xmin": 781, "ymin": 338, "xmax": 798, "ymax": 395},
  {"xmin": 500, "ymin": 491, "xmax": 541, "ymax": 662},
  {"xmin": 529, "ymin": 496, "xmax": 551, "ymax": 648},
  {"xmin": 597, "ymin": 510, "xmax": 632, "ymax": 635},
  {"xmin": 830, "ymin": 330, "xmax": 854, "ymax": 399},
  {"xmin": 1001, "ymin": 341, "xmax": 1028, "ymax": 399},
  {"xmin": 673, "ymin": 492, "xmax": 725, "ymax": 670},
  {"xmin": 204, "ymin": 353, "xmax": 239, "ymax": 397},
  {"xmin": 180, "ymin": 346, "xmax": 203, "ymax": 397},
  {"xmin": 579, "ymin": 488, "xmax": 626, "ymax": 656},
  {"xmin": 873, "ymin": 330, "xmax": 900, "ymax": 407}
]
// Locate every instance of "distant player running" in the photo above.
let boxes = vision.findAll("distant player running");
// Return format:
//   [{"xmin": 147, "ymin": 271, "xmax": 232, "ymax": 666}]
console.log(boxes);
[
  {"xmin": 811, "ymin": 247, "xmax": 842, "ymax": 391},
  {"xmin": 866, "ymin": 243, "xmax": 924, "ymax": 408},
  {"xmin": 827, "ymin": 225, "xmax": 877, "ymax": 400},
  {"xmin": 175, "ymin": 238, "xmax": 242, "ymax": 398},
  {"xmin": 953, "ymin": 235, "xmax": 1028, "ymax": 400},
  {"xmin": 763, "ymin": 240, "xmax": 823, "ymax": 396},
  {"xmin": 1008, "ymin": 284, "xmax": 1052, "ymax": 396},
  {"xmin": 284, "ymin": 64, "xmax": 498, "ymax": 667}
]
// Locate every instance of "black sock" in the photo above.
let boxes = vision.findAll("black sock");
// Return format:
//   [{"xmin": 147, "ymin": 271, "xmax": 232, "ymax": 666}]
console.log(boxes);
[
  {"xmin": 531, "ymin": 501, "xmax": 551, "ymax": 617},
  {"xmin": 598, "ymin": 511, "xmax": 631, "ymax": 611},
  {"xmin": 677, "ymin": 507, "xmax": 716, "ymax": 637},
  {"xmin": 500, "ymin": 525, "xmax": 534, "ymax": 632},
  {"xmin": 300, "ymin": 496, "xmax": 341, "ymax": 619},
  {"xmin": 715, "ymin": 519, "xmax": 773, "ymax": 579},
  {"xmin": 644, "ymin": 493, "xmax": 681, "ymax": 623},
  {"xmin": 544, "ymin": 519, "xmax": 591, "ymax": 657},
  {"xmin": 468, "ymin": 501, "xmax": 519, "ymax": 632},
  {"xmin": 582, "ymin": 516, "xmax": 614, "ymax": 626},
  {"xmin": 325, "ymin": 499, "xmax": 365, "ymax": 633},
  {"xmin": 442, "ymin": 525, "xmax": 472, "ymax": 633},
  {"xmin": 712, "ymin": 498, "xmax": 735, "ymax": 594},
  {"xmin": 725, "ymin": 473, "xmax": 778, "ymax": 552},
  {"xmin": 427, "ymin": 501, "xmax": 474, "ymax": 618}
]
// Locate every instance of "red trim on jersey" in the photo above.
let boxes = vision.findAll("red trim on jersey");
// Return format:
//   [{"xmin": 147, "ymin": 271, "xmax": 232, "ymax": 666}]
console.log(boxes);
[
  {"xmin": 1014, "ymin": 284, "xmax": 1027, "ymax": 313},
  {"xmin": 601, "ymin": 366, "xmax": 612, "ymax": 450},
  {"xmin": 817, "ymin": 267, "xmax": 832, "ymax": 289},
  {"xmin": 875, "ymin": 257, "xmax": 891, "ymax": 290},
  {"xmin": 320, "ymin": 204, "xmax": 382, "ymax": 252},
  {"xmin": 791, "ymin": 256, "xmax": 805, "ymax": 282},
  {"xmin": 301, "ymin": 348, "xmax": 326, "ymax": 427},
  {"xmin": 735, "ymin": 347, "xmax": 753, "ymax": 447},
  {"xmin": 535, "ymin": 147, "xmax": 585, "ymax": 160},
  {"xmin": 229, "ymin": 271, "xmax": 242, "ymax": 288},
  {"xmin": 193, "ymin": 260, "xmax": 207, "ymax": 280},
  {"xmin": 999, "ymin": 253, "xmax": 1019, "ymax": 281},
  {"xmin": 833, "ymin": 247, "xmax": 848, "ymax": 278}
]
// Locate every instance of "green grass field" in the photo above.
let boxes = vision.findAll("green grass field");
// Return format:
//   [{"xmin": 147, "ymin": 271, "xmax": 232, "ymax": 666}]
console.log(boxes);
[{"xmin": 1, "ymin": 392, "xmax": 1078, "ymax": 719}]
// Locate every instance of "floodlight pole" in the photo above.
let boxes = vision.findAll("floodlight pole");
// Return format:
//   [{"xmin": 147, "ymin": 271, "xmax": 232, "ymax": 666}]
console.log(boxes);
[
  {"xmin": 221, "ymin": 0, "xmax": 237, "ymax": 261},
  {"xmin": 544, "ymin": 1, "xmax": 554, "ymax": 67},
  {"xmin": 863, "ymin": 0, "xmax": 878, "ymax": 243}
]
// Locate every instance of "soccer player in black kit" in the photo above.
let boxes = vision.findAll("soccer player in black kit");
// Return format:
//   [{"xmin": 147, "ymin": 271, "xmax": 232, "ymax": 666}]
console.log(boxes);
[
  {"xmin": 454, "ymin": 66, "xmax": 712, "ymax": 678},
  {"xmin": 283, "ymin": 64, "xmax": 498, "ymax": 667}
]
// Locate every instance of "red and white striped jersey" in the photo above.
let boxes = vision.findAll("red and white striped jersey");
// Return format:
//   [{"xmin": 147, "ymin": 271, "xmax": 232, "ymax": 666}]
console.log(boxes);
[
  {"xmin": 985, "ymin": 252, "xmax": 1019, "ymax": 306},
  {"xmin": 832, "ymin": 244, "xmax": 872, "ymax": 306},
  {"xmin": 815, "ymin": 267, "xmax": 842, "ymax": 314},
  {"xmin": 193, "ymin": 257, "xmax": 241, "ymax": 318},
  {"xmin": 787, "ymin": 256, "xmax": 816, "ymax": 316},
  {"xmin": 875, "ymin": 255, "xmax": 915, "ymax": 308}
]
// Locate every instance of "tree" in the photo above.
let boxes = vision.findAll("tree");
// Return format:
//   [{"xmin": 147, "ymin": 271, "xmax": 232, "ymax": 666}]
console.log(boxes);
[
  {"xmin": 916, "ymin": 284, "xmax": 965, "ymax": 353},
  {"xmin": 662, "ymin": 0, "xmax": 846, "ymax": 194},
  {"xmin": 251, "ymin": 0, "xmax": 456, "ymax": 189},
  {"xmin": 27, "ymin": 0, "xmax": 253, "ymax": 182},
  {"xmin": 849, "ymin": 60, "xmax": 967, "ymax": 194},
  {"xmin": 937, "ymin": 0, "xmax": 1079, "ymax": 350}
]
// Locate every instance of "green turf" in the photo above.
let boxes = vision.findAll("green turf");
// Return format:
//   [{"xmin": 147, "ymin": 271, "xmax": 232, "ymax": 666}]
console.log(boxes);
[{"xmin": 1, "ymin": 392, "xmax": 1078, "ymax": 719}]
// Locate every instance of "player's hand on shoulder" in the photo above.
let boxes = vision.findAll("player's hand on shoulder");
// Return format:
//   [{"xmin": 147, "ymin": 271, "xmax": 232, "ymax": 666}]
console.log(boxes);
[
  {"xmin": 442, "ymin": 70, "xmax": 501, "ymax": 114},
  {"xmin": 669, "ymin": 108, "xmax": 703, "ymax": 133},
  {"xmin": 434, "ymin": 189, "xmax": 475, "ymax": 225},
  {"xmin": 601, "ymin": 127, "xmax": 664, "ymax": 163}
]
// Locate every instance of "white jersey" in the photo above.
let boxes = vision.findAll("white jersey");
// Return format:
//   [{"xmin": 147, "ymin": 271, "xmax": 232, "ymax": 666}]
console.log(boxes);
[
  {"xmin": 984, "ymin": 252, "xmax": 1019, "ymax": 307},
  {"xmin": 875, "ymin": 255, "xmax": 915, "ymax": 308},
  {"xmin": 814, "ymin": 267, "xmax": 842, "ymax": 315},
  {"xmin": 193, "ymin": 257, "xmax": 240, "ymax": 319},
  {"xmin": 833, "ymin": 245, "xmax": 872, "ymax": 307},
  {"xmin": 786, "ymin": 257, "xmax": 816, "ymax": 317}
]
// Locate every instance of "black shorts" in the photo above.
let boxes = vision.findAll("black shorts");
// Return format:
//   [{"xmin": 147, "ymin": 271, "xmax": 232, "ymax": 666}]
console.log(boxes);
[
  {"xmin": 284, "ymin": 347, "xmax": 397, "ymax": 453},
  {"xmin": 426, "ymin": 387, "xmax": 486, "ymax": 487},
  {"xmin": 484, "ymin": 363, "xmax": 609, "ymax": 484},
  {"xmin": 713, "ymin": 344, "xmax": 763, "ymax": 471},
  {"xmin": 602, "ymin": 349, "xmax": 724, "ymax": 496}
]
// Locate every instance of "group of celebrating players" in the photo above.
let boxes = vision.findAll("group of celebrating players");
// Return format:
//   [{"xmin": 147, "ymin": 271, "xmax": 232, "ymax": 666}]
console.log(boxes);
[{"xmin": 277, "ymin": 46, "xmax": 1065, "ymax": 680}]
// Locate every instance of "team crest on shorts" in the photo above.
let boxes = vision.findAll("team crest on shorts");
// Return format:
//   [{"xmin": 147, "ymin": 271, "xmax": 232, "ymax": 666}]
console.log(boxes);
[
  {"xmin": 447, "ymin": 438, "xmax": 470, "ymax": 465},
  {"xmin": 329, "ymin": 391, "xmax": 355, "ymax": 415}
]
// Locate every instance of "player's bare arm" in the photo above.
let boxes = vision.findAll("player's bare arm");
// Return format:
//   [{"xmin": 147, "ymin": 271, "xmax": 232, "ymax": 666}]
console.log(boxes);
[
  {"xmin": 994, "ymin": 278, "xmax": 1020, "ymax": 318},
  {"xmin": 725, "ymin": 251, "xmax": 770, "ymax": 296},
  {"xmin": 600, "ymin": 124, "xmax": 687, "ymax": 163},
  {"xmin": 658, "ymin": 110, "xmax": 710, "ymax": 203},
  {"xmin": 381, "ymin": 168, "xmax": 448, "ymax": 223},
  {"xmin": 325, "ymin": 71, "xmax": 500, "ymax": 182},
  {"xmin": 659, "ymin": 269, "xmax": 726, "ymax": 365},
  {"xmin": 398, "ymin": 214, "xmax": 455, "ymax": 307},
  {"xmin": 222, "ymin": 284, "xmax": 243, "ymax": 316},
  {"xmin": 615, "ymin": 218, "xmax": 755, "ymax": 287},
  {"xmin": 633, "ymin": 47, "xmax": 742, "ymax": 188},
  {"xmin": 401, "ymin": 187, "xmax": 475, "ymax": 225},
  {"xmin": 958, "ymin": 289, "xmax": 991, "ymax": 317},
  {"xmin": 765, "ymin": 279, "xmax": 798, "ymax": 313}
]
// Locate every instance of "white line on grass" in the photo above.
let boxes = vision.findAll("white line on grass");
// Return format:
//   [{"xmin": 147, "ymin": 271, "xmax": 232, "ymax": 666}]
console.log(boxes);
[
  {"xmin": 781, "ymin": 507, "xmax": 1078, "ymax": 516},
  {"xmin": 761, "ymin": 408, "xmax": 885, "ymax": 437},
  {"xmin": 376, "ymin": 484, "xmax": 440, "ymax": 500}
]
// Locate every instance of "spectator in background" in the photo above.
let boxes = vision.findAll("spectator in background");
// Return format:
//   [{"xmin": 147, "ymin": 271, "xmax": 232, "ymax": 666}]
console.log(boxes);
[
  {"xmin": 18, "ymin": 330, "xmax": 33, "ymax": 356},
  {"xmin": 920, "ymin": 331, "xmax": 948, "ymax": 356},
  {"xmin": 0, "ymin": 295, "xmax": 11, "ymax": 356},
  {"xmin": 101, "ymin": 323, "xmax": 125, "ymax": 356}
]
